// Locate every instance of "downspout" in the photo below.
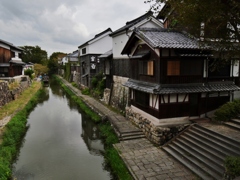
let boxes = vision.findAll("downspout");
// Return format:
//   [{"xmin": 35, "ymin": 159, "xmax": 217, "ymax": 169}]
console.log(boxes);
[
  {"xmin": 231, "ymin": 60, "xmax": 234, "ymax": 102},
  {"xmin": 126, "ymin": 54, "xmax": 131, "ymax": 107},
  {"xmin": 205, "ymin": 58, "xmax": 210, "ymax": 119}
]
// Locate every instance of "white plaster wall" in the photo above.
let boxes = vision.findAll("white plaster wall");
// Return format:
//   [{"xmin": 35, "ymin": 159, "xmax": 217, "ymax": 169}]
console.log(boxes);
[
  {"xmin": 112, "ymin": 33, "xmax": 130, "ymax": 59},
  {"xmin": 89, "ymin": 35, "xmax": 112, "ymax": 54},
  {"xmin": 62, "ymin": 57, "xmax": 68, "ymax": 65},
  {"xmin": 149, "ymin": 94, "xmax": 159, "ymax": 110},
  {"xmin": 113, "ymin": 20, "xmax": 162, "ymax": 59},
  {"xmin": 137, "ymin": 21, "xmax": 162, "ymax": 28},
  {"xmin": 232, "ymin": 60, "xmax": 239, "ymax": 77},
  {"xmin": 79, "ymin": 46, "xmax": 89, "ymax": 56}
]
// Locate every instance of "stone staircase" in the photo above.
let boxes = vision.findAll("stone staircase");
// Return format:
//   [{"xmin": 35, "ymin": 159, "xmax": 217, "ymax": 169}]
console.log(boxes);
[
  {"xmin": 119, "ymin": 129, "xmax": 145, "ymax": 141},
  {"xmin": 162, "ymin": 124, "xmax": 240, "ymax": 180},
  {"xmin": 224, "ymin": 118, "xmax": 240, "ymax": 131}
]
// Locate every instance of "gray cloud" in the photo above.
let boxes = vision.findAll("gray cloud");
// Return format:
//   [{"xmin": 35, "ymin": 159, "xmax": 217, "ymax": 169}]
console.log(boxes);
[{"xmin": 0, "ymin": 0, "xmax": 150, "ymax": 56}]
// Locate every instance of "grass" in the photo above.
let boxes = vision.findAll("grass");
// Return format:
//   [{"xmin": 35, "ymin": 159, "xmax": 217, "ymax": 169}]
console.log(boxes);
[
  {"xmin": 0, "ymin": 81, "xmax": 42, "ymax": 120},
  {"xmin": 99, "ymin": 122, "xmax": 133, "ymax": 180},
  {"xmin": 0, "ymin": 81, "xmax": 42, "ymax": 180},
  {"xmin": 8, "ymin": 81, "xmax": 20, "ymax": 91},
  {"xmin": 55, "ymin": 75, "xmax": 132, "ymax": 180}
]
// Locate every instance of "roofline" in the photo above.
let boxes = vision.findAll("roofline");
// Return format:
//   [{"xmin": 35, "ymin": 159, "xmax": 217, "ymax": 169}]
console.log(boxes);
[
  {"xmin": 110, "ymin": 11, "xmax": 154, "ymax": 37},
  {"xmin": 0, "ymin": 39, "xmax": 23, "ymax": 51},
  {"xmin": 78, "ymin": 28, "xmax": 112, "ymax": 48}
]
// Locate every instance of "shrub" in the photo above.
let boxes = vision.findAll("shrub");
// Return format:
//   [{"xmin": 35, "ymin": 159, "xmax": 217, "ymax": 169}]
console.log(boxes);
[
  {"xmin": 71, "ymin": 82, "xmax": 78, "ymax": 88},
  {"xmin": 225, "ymin": 156, "xmax": 240, "ymax": 179},
  {"xmin": 81, "ymin": 88, "xmax": 90, "ymax": 95},
  {"xmin": 24, "ymin": 69, "xmax": 34, "ymax": 79},
  {"xmin": 91, "ymin": 77, "xmax": 98, "ymax": 89},
  {"xmin": 214, "ymin": 100, "xmax": 240, "ymax": 122},
  {"xmin": 91, "ymin": 73, "xmax": 105, "ymax": 98}
]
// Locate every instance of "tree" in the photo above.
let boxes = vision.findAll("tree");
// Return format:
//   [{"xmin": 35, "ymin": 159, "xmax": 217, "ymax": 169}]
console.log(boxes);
[
  {"xmin": 20, "ymin": 46, "xmax": 48, "ymax": 64},
  {"xmin": 48, "ymin": 52, "xmax": 66, "ymax": 74},
  {"xmin": 34, "ymin": 63, "xmax": 49, "ymax": 76},
  {"xmin": 146, "ymin": 0, "xmax": 240, "ymax": 60}
]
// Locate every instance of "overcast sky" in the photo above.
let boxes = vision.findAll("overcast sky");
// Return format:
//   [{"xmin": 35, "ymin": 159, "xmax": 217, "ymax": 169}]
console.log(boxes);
[{"xmin": 0, "ymin": 0, "xmax": 152, "ymax": 56}]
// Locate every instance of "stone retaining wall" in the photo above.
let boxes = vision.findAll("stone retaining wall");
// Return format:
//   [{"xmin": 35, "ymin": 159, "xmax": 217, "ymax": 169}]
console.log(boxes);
[
  {"xmin": 0, "ymin": 76, "xmax": 30, "ymax": 107},
  {"xmin": 103, "ymin": 76, "xmax": 129, "ymax": 111},
  {"xmin": 0, "ymin": 81, "xmax": 13, "ymax": 107},
  {"xmin": 72, "ymin": 72, "xmax": 81, "ymax": 88},
  {"xmin": 126, "ymin": 107, "xmax": 189, "ymax": 145}
]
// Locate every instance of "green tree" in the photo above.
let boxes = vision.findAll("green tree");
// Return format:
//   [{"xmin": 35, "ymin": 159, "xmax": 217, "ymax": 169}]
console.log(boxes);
[
  {"xmin": 48, "ymin": 52, "xmax": 66, "ymax": 75},
  {"xmin": 34, "ymin": 63, "xmax": 49, "ymax": 76},
  {"xmin": 20, "ymin": 46, "xmax": 48, "ymax": 64},
  {"xmin": 146, "ymin": 0, "xmax": 240, "ymax": 59}
]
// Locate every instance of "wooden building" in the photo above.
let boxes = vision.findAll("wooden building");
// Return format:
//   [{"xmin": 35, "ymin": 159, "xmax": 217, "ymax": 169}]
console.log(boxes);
[
  {"xmin": 78, "ymin": 28, "xmax": 112, "ymax": 88},
  {"xmin": 121, "ymin": 28, "xmax": 240, "ymax": 121},
  {"xmin": 0, "ymin": 39, "xmax": 25, "ymax": 77}
]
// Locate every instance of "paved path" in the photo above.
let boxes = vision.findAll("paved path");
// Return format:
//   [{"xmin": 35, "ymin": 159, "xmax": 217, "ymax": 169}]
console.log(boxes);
[
  {"xmin": 58, "ymin": 76, "xmax": 197, "ymax": 180},
  {"xmin": 114, "ymin": 139, "xmax": 196, "ymax": 180}
]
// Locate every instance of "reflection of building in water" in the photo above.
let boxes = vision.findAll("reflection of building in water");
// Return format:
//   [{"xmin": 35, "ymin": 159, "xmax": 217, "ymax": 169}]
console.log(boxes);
[{"xmin": 81, "ymin": 118, "xmax": 104, "ymax": 155}]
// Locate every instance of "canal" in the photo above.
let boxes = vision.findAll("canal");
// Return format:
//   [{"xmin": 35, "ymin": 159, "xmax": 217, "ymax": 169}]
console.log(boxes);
[{"xmin": 12, "ymin": 79, "xmax": 112, "ymax": 180}]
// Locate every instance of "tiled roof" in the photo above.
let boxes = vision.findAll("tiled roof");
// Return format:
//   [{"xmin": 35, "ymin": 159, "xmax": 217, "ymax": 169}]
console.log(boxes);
[
  {"xmin": 124, "ymin": 79, "xmax": 160, "ymax": 94},
  {"xmin": 99, "ymin": 50, "xmax": 112, "ymax": 58},
  {"xmin": 110, "ymin": 11, "xmax": 155, "ymax": 36},
  {"xmin": 134, "ymin": 28, "xmax": 209, "ymax": 49},
  {"xmin": 0, "ymin": 39, "xmax": 23, "ymax": 51},
  {"xmin": 124, "ymin": 79, "xmax": 240, "ymax": 94}
]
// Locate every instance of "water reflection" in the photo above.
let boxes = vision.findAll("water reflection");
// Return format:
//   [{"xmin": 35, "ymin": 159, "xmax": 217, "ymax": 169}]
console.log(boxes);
[
  {"xmin": 81, "ymin": 118, "xmax": 104, "ymax": 155},
  {"xmin": 12, "ymin": 79, "xmax": 111, "ymax": 180}
]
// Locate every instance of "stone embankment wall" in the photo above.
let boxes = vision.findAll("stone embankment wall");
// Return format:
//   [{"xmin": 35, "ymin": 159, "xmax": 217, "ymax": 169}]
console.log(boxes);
[
  {"xmin": 103, "ymin": 76, "xmax": 129, "ymax": 111},
  {"xmin": 0, "ymin": 76, "xmax": 31, "ymax": 107},
  {"xmin": 0, "ymin": 81, "xmax": 13, "ymax": 107},
  {"xmin": 72, "ymin": 72, "xmax": 81, "ymax": 88},
  {"xmin": 126, "ymin": 107, "xmax": 189, "ymax": 145}
]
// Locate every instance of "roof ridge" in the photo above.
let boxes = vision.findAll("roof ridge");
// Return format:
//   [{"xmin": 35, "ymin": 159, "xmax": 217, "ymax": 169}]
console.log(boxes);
[{"xmin": 126, "ymin": 11, "xmax": 153, "ymax": 25}]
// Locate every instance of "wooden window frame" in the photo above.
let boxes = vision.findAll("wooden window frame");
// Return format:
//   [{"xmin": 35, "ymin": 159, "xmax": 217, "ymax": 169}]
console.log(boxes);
[
  {"xmin": 139, "ymin": 60, "xmax": 154, "ymax": 76},
  {"xmin": 167, "ymin": 60, "xmax": 180, "ymax": 76}
]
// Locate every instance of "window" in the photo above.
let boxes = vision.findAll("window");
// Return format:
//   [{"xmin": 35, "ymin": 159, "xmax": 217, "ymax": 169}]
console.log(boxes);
[
  {"xmin": 181, "ymin": 60, "xmax": 202, "ymax": 75},
  {"xmin": 139, "ymin": 60, "xmax": 154, "ymax": 75},
  {"xmin": 135, "ymin": 90, "xmax": 149, "ymax": 107},
  {"xmin": 167, "ymin": 61, "xmax": 180, "ymax": 76},
  {"xmin": 161, "ymin": 94, "xmax": 189, "ymax": 104},
  {"xmin": 208, "ymin": 59, "xmax": 230, "ymax": 78},
  {"xmin": 82, "ymin": 48, "xmax": 86, "ymax": 55}
]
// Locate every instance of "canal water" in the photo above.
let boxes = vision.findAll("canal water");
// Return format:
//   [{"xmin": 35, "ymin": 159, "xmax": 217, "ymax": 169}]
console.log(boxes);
[{"xmin": 12, "ymin": 79, "xmax": 112, "ymax": 180}]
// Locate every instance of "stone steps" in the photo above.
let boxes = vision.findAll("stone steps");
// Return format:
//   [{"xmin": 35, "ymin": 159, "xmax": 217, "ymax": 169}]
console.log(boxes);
[
  {"xmin": 224, "ymin": 119, "xmax": 240, "ymax": 131},
  {"xmin": 162, "ymin": 124, "xmax": 240, "ymax": 180},
  {"xmin": 119, "ymin": 130, "xmax": 145, "ymax": 141}
]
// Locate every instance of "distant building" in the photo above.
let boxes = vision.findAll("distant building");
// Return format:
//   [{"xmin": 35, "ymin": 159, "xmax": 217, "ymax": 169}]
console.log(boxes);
[
  {"xmin": 78, "ymin": 28, "xmax": 112, "ymax": 88},
  {"xmin": 0, "ymin": 39, "xmax": 25, "ymax": 77}
]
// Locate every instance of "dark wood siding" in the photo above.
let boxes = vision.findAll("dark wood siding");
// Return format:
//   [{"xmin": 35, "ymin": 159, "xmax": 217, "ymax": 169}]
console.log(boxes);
[
  {"xmin": 160, "ymin": 57, "xmax": 204, "ymax": 84},
  {"xmin": 113, "ymin": 59, "xmax": 130, "ymax": 77},
  {"xmin": 0, "ymin": 47, "xmax": 11, "ymax": 63},
  {"xmin": 129, "ymin": 45, "xmax": 159, "ymax": 83}
]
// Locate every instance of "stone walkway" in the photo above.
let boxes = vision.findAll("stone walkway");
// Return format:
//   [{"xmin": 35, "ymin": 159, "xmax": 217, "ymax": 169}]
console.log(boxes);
[
  {"xmin": 114, "ymin": 139, "xmax": 196, "ymax": 180},
  {"xmin": 58, "ymin": 76, "xmax": 198, "ymax": 180}
]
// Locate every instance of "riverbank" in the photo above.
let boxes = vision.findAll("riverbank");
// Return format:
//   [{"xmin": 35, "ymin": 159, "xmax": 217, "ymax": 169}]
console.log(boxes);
[
  {"xmin": 56, "ymin": 75, "xmax": 197, "ymax": 180},
  {"xmin": 54, "ymin": 75, "xmax": 133, "ymax": 180},
  {"xmin": 0, "ymin": 81, "xmax": 42, "ymax": 179},
  {"xmin": 0, "ymin": 81, "xmax": 42, "ymax": 142}
]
